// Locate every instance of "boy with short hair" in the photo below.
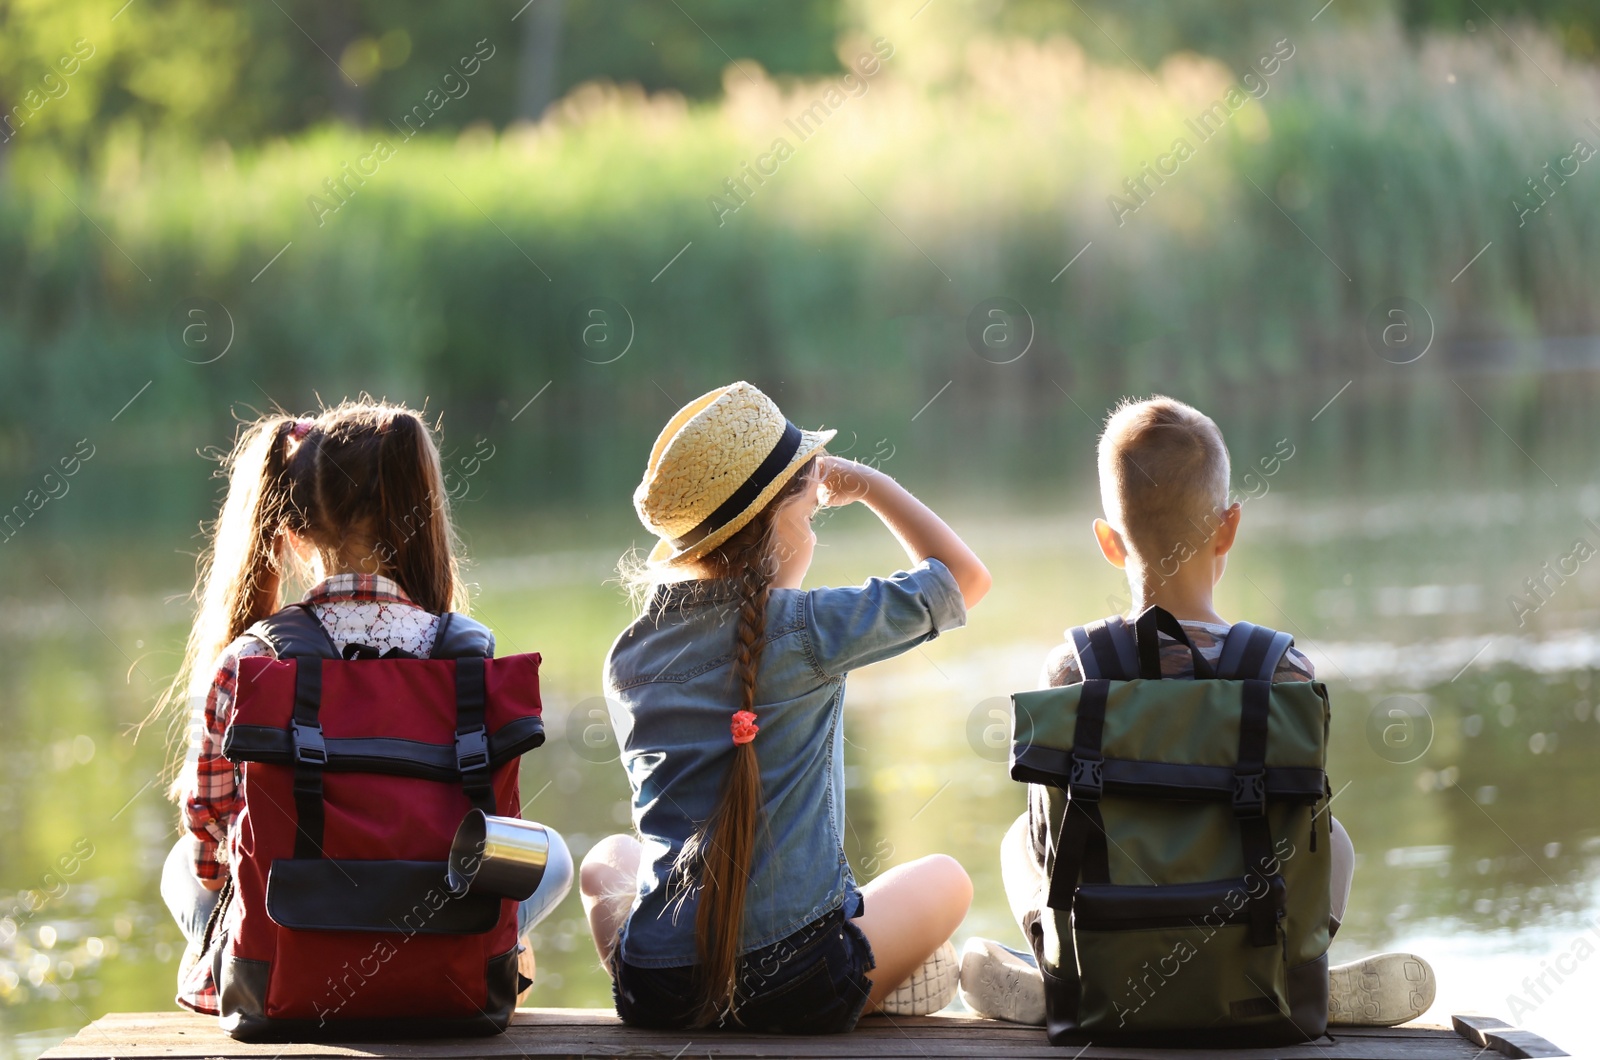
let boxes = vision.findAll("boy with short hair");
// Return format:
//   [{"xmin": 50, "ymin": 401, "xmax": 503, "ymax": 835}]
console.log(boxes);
[{"xmin": 958, "ymin": 396, "xmax": 1436, "ymax": 1028}]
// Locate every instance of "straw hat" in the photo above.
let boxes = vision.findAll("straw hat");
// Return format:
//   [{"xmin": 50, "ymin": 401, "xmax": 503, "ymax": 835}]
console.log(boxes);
[{"xmin": 635, "ymin": 382, "xmax": 835, "ymax": 565}]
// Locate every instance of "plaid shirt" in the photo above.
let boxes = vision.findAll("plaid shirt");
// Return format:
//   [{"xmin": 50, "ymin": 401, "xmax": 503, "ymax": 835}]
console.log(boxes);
[{"xmin": 176, "ymin": 573, "xmax": 440, "ymax": 1013}]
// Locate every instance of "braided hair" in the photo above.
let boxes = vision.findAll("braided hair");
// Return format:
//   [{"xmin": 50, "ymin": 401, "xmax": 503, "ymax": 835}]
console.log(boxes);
[{"xmin": 671, "ymin": 456, "xmax": 818, "ymax": 1026}]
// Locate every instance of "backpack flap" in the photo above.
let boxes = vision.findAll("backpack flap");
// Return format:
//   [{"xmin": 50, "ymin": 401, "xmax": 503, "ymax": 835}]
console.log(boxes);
[
  {"xmin": 1011, "ymin": 678, "xmax": 1328, "ymax": 897},
  {"xmin": 225, "ymin": 653, "xmax": 544, "ymax": 777},
  {"xmin": 1011, "ymin": 679, "xmax": 1328, "ymax": 794},
  {"xmin": 1010, "ymin": 673, "xmax": 1332, "ymax": 1046}
]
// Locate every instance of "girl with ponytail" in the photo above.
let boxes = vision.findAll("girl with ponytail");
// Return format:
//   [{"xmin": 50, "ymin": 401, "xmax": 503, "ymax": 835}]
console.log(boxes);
[
  {"xmin": 583, "ymin": 382, "xmax": 990, "ymax": 1033},
  {"xmin": 156, "ymin": 400, "xmax": 572, "ymax": 1015}
]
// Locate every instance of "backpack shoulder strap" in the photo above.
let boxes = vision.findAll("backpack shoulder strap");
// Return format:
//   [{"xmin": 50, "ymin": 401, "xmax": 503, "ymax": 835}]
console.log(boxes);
[
  {"xmin": 433, "ymin": 613, "xmax": 497, "ymax": 813},
  {"xmin": 244, "ymin": 604, "xmax": 338, "ymax": 860},
  {"xmin": 1215, "ymin": 621, "xmax": 1295, "ymax": 682},
  {"xmin": 244, "ymin": 603, "xmax": 339, "ymax": 659},
  {"xmin": 1068, "ymin": 615, "xmax": 1138, "ymax": 681},
  {"xmin": 430, "ymin": 612, "xmax": 495, "ymax": 659}
]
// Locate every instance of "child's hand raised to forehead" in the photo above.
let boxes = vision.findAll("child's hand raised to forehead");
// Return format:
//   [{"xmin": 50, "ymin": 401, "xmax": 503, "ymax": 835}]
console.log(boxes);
[
  {"xmin": 817, "ymin": 456, "xmax": 874, "ymax": 507},
  {"xmin": 816, "ymin": 454, "xmax": 991, "ymax": 607}
]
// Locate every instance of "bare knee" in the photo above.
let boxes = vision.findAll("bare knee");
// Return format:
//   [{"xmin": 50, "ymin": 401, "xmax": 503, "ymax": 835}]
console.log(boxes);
[
  {"xmin": 920, "ymin": 853, "xmax": 973, "ymax": 912},
  {"xmin": 580, "ymin": 833, "xmax": 639, "ymax": 898},
  {"xmin": 578, "ymin": 860, "xmax": 614, "ymax": 899}
]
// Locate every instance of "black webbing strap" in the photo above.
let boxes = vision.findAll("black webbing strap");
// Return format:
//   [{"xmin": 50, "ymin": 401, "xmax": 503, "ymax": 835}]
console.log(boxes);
[
  {"xmin": 1235, "ymin": 677, "xmax": 1277, "ymax": 947},
  {"xmin": 1046, "ymin": 679, "xmax": 1111, "ymax": 910},
  {"xmin": 1133, "ymin": 606, "xmax": 1217, "ymax": 680},
  {"xmin": 454, "ymin": 657, "xmax": 494, "ymax": 813},
  {"xmin": 340, "ymin": 642, "xmax": 418, "ymax": 660},
  {"xmin": 290, "ymin": 658, "xmax": 328, "ymax": 859}
]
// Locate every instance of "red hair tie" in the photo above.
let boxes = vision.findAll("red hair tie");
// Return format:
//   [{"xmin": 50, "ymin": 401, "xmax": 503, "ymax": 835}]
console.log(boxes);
[
  {"xmin": 288, "ymin": 418, "xmax": 315, "ymax": 440},
  {"xmin": 731, "ymin": 710, "xmax": 759, "ymax": 746}
]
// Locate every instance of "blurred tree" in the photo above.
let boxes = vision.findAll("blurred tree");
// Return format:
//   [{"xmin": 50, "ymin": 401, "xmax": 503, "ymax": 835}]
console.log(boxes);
[
  {"xmin": 0, "ymin": 0, "xmax": 841, "ymax": 163},
  {"xmin": 517, "ymin": 0, "xmax": 564, "ymax": 120},
  {"xmin": 1398, "ymin": 0, "xmax": 1598, "ymax": 59},
  {"xmin": 319, "ymin": 1, "xmax": 365, "ymax": 125},
  {"xmin": 0, "ymin": 0, "xmax": 254, "ymax": 164},
  {"xmin": 554, "ymin": 0, "xmax": 841, "ymax": 98}
]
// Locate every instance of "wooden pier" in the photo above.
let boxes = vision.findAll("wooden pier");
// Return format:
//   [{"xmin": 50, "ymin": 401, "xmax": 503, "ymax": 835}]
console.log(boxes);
[{"xmin": 41, "ymin": 1009, "xmax": 1568, "ymax": 1059}]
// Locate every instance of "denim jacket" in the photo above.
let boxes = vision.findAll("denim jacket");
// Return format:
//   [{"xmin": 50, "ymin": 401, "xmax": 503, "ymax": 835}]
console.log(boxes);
[{"xmin": 604, "ymin": 559, "xmax": 966, "ymax": 967}]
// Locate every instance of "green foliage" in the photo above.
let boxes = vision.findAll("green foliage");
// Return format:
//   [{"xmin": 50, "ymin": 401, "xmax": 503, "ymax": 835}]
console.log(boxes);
[
  {"xmin": 990, "ymin": 0, "xmax": 1391, "ymax": 68},
  {"xmin": 1, "ymin": 22, "xmax": 1597, "ymax": 518},
  {"xmin": 0, "ymin": 0, "xmax": 844, "ymax": 160},
  {"xmin": 1400, "ymin": 0, "xmax": 1600, "ymax": 59},
  {"xmin": 556, "ymin": 0, "xmax": 844, "ymax": 98},
  {"xmin": 989, "ymin": 0, "xmax": 1597, "ymax": 67}
]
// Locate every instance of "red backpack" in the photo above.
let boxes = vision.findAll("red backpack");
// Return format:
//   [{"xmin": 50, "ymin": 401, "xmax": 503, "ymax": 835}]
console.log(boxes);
[{"xmin": 209, "ymin": 604, "xmax": 543, "ymax": 1040}]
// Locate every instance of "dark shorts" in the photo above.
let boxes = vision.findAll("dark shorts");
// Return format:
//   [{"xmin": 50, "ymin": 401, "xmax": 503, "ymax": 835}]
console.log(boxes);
[{"xmin": 612, "ymin": 907, "xmax": 876, "ymax": 1034}]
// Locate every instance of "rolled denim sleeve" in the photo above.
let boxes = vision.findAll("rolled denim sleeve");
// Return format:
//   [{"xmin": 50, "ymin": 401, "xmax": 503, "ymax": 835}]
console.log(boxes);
[{"xmin": 803, "ymin": 558, "xmax": 967, "ymax": 679}]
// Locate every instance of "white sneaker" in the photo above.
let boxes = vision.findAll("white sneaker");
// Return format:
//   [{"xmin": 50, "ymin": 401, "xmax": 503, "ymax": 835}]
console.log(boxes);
[
  {"xmin": 957, "ymin": 937, "xmax": 1046, "ymax": 1026},
  {"xmin": 878, "ymin": 940, "xmax": 960, "ymax": 1016},
  {"xmin": 1328, "ymin": 952, "xmax": 1436, "ymax": 1027}
]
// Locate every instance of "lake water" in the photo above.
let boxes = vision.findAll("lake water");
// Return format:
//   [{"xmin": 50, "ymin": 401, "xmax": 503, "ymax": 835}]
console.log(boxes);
[{"xmin": 3, "ymin": 470, "xmax": 1599, "ymax": 1055}]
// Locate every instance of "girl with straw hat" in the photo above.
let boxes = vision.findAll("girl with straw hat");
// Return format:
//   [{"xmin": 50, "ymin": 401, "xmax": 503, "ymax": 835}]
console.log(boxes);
[{"xmin": 579, "ymin": 381, "xmax": 991, "ymax": 1033}]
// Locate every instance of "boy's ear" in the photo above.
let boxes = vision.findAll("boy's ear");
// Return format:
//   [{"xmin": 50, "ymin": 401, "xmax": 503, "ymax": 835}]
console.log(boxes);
[
  {"xmin": 1093, "ymin": 518, "xmax": 1128, "ymax": 569},
  {"xmin": 1213, "ymin": 503, "xmax": 1242, "ymax": 555}
]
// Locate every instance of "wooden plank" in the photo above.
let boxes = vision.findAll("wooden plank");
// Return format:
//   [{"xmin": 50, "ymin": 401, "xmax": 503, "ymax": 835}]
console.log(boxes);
[
  {"xmin": 39, "ymin": 1013, "xmax": 1485, "ymax": 1060},
  {"xmin": 1451, "ymin": 1013, "xmax": 1570, "ymax": 1058},
  {"xmin": 1478, "ymin": 1029, "xmax": 1571, "ymax": 1059},
  {"xmin": 38, "ymin": 1009, "xmax": 1517, "ymax": 1060},
  {"xmin": 1453, "ymin": 1015, "xmax": 1517, "ymax": 1047}
]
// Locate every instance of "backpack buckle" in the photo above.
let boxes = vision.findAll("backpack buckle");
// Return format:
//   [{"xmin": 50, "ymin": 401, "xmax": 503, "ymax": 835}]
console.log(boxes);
[
  {"xmin": 1068, "ymin": 753, "xmax": 1103, "ymax": 802},
  {"xmin": 456, "ymin": 726, "xmax": 490, "ymax": 774},
  {"xmin": 292, "ymin": 722, "xmax": 327, "ymax": 766},
  {"xmin": 1233, "ymin": 770, "xmax": 1266, "ymax": 817}
]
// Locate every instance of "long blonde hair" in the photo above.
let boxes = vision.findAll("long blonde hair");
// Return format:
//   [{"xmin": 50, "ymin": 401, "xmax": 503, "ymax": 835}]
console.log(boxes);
[
  {"xmin": 156, "ymin": 400, "xmax": 466, "ymax": 788},
  {"xmin": 634, "ymin": 458, "xmax": 818, "ymax": 1027}
]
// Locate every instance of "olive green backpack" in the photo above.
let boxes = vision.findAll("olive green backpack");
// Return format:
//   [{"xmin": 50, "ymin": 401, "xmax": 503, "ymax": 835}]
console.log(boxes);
[{"xmin": 1009, "ymin": 607, "xmax": 1333, "ymax": 1048}]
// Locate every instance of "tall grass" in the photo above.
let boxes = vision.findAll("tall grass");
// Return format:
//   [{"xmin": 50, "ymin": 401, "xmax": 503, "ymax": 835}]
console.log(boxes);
[{"xmin": 1, "ymin": 19, "xmax": 1597, "ymax": 516}]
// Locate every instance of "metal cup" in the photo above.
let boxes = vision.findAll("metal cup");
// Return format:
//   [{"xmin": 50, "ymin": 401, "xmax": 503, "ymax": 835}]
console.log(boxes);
[{"xmin": 445, "ymin": 810, "xmax": 549, "ymax": 901}]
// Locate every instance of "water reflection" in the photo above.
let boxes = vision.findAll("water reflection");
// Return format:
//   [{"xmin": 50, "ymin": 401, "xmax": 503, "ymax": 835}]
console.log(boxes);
[{"xmin": 2, "ymin": 491, "xmax": 1597, "ymax": 1056}]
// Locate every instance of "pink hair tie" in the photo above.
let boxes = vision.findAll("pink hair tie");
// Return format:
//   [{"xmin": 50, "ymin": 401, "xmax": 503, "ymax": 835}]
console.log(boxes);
[
  {"xmin": 288, "ymin": 418, "xmax": 315, "ymax": 440},
  {"xmin": 731, "ymin": 710, "xmax": 760, "ymax": 746}
]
